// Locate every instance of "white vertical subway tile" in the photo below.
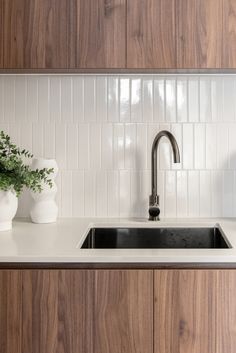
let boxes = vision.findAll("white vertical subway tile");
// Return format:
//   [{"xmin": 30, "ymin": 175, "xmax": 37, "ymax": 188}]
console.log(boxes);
[
  {"xmin": 27, "ymin": 77, "xmax": 38, "ymax": 121},
  {"xmin": 0, "ymin": 78, "xmax": 4, "ymax": 121},
  {"xmin": 130, "ymin": 171, "xmax": 141, "ymax": 217},
  {"xmin": 131, "ymin": 78, "xmax": 142, "ymax": 122},
  {"xmin": 96, "ymin": 76, "xmax": 107, "ymax": 122},
  {"xmin": 113, "ymin": 123, "xmax": 125, "ymax": 170},
  {"xmin": 73, "ymin": 76, "xmax": 84, "ymax": 122},
  {"xmin": 61, "ymin": 77, "xmax": 72, "ymax": 122},
  {"xmin": 171, "ymin": 124, "xmax": 182, "ymax": 170},
  {"xmin": 50, "ymin": 76, "xmax": 61, "ymax": 121},
  {"xmin": 8, "ymin": 123, "xmax": 20, "ymax": 146},
  {"xmin": 90, "ymin": 123, "xmax": 101, "ymax": 169},
  {"xmin": 194, "ymin": 124, "xmax": 206, "ymax": 169},
  {"xmin": 188, "ymin": 77, "xmax": 199, "ymax": 122},
  {"xmin": 217, "ymin": 124, "xmax": 228, "ymax": 169},
  {"xmin": 199, "ymin": 171, "xmax": 211, "ymax": 217},
  {"xmin": 211, "ymin": 171, "xmax": 223, "ymax": 217},
  {"xmin": 15, "ymin": 76, "xmax": 26, "ymax": 121},
  {"xmin": 176, "ymin": 171, "xmax": 188, "ymax": 217},
  {"xmin": 101, "ymin": 123, "xmax": 113, "ymax": 169},
  {"xmin": 136, "ymin": 124, "xmax": 147, "ymax": 170},
  {"xmin": 139, "ymin": 170, "xmax": 150, "ymax": 218},
  {"xmin": 165, "ymin": 171, "xmax": 176, "ymax": 217},
  {"xmin": 223, "ymin": 77, "xmax": 236, "ymax": 122},
  {"xmin": 206, "ymin": 124, "xmax": 217, "ymax": 169},
  {"xmin": 32, "ymin": 123, "xmax": 44, "ymax": 158},
  {"xmin": 4, "ymin": 76, "xmax": 15, "ymax": 122},
  {"xmin": 229, "ymin": 124, "xmax": 236, "ymax": 169},
  {"xmin": 125, "ymin": 123, "xmax": 136, "ymax": 169},
  {"xmin": 38, "ymin": 77, "xmax": 50, "ymax": 122},
  {"xmin": 200, "ymin": 77, "xmax": 212, "ymax": 122},
  {"xmin": 20, "ymin": 123, "xmax": 32, "ymax": 152},
  {"xmin": 61, "ymin": 171, "xmax": 73, "ymax": 217},
  {"xmin": 44, "ymin": 123, "xmax": 55, "ymax": 159},
  {"xmin": 96, "ymin": 171, "xmax": 108, "ymax": 217},
  {"xmin": 165, "ymin": 78, "xmax": 176, "ymax": 122},
  {"xmin": 67, "ymin": 124, "xmax": 78, "ymax": 169},
  {"xmin": 16, "ymin": 189, "xmax": 31, "ymax": 217},
  {"xmin": 55, "ymin": 171, "xmax": 62, "ymax": 217},
  {"xmin": 223, "ymin": 171, "xmax": 234, "ymax": 217},
  {"xmin": 119, "ymin": 170, "xmax": 131, "ymax": 217},
  {"xmin": 177, "ymin": 77, "xmax": 187, "ymax": 122},
  {"xmin": 211, "ymin": 77, "xmax": 223, "ymax": 122},
  {"xmin": 120, "ymin": 77, "xmax": 130, "ymax": 122},
  {"xmin": 72, "ymin": 171, "xmax": 84, "ymax": 217},
  {"xmin": 84, "ymin": 77, "xmax": 96, "ymax": 122},
  {"xmin": 142, "ymin": 78, "xmax": 153, "ymax": 122},
  {"xmin": 107, "ymin": 170, "xmax": 119, "ymax": 217},
  {"xmin": 188, "ymin": 171, "xmax": 199, "ymax": 217},
  {"xmin": 55, "ymin": 123, "xmax": 67, "ymax": 170},
  {"xmin": 78, "ymin": 123, "xmax": 89, "ymax": 170},
  {"xmin": 153, "ymin": 77, "xmax": 165, "ymax": 122},
  {"xmin": 84, "ymin": 171, "xmax": 96, "ymax": 217},
  {"xmin": 183, "ymin": 124, "xmax": 193, "ymax": 169},
  {"xmin": 157, "ymin": 170, "xmax": 165, "ymax": 217},
  {"xmin": 108, "ymin": 77, "xmax": 119, "ymax": 122}
]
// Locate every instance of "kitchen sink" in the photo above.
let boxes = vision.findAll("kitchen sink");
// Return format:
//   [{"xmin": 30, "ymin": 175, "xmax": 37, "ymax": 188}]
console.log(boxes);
[{"xmin": 81, "ymin": 226, "xmax": 231, "ymax": 249}]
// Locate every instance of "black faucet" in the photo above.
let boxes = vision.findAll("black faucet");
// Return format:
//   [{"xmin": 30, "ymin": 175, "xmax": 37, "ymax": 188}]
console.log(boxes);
[{"xmin": 149, "ymin": 130, "xmax": 180, "ymax": 221}]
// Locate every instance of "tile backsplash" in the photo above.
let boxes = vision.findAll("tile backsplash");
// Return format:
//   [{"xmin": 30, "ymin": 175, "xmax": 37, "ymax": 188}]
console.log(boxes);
[{"xmin": 1, "ymin": 74, "xmax": 236, "ymax": 218}]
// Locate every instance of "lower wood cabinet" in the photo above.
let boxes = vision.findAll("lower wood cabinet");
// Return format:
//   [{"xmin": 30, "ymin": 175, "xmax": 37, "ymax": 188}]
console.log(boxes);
[{"xmin": 0, "ymin": 269, "xmax": 236, "ymax": 353}]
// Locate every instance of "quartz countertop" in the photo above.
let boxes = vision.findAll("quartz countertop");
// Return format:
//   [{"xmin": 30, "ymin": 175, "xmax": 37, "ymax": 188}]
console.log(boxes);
[{"xmin": 0, "ymin": 218, "xmax": 236, "ymax": 265}]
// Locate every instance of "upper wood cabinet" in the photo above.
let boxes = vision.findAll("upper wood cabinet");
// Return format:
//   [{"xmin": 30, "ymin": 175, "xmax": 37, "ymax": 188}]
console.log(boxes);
[
  {"xmin": 74, "ymin": 0, "xmax": 126, "ymax": 68},
  {"xmin": 3, "ymin": 0, "xmax": 71, "ymax": 69},
  {"xmin": 177, "ymin": 0, "xmax": 223, "ymax": 68},
  {"xmin": 222, "ymin": 0, "xmax": 236, "ymax": 67},
  {"xmin": 0, "ymin": 0, "xmax": 3, "ymax": 68},
  {"xmin": 127, "ymin": 0, "xmax": 176, "ymax": 68}
]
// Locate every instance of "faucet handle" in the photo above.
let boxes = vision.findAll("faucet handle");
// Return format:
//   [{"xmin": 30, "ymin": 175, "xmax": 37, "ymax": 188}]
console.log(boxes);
[{"xmin": 149, "ymin": 194, "xmax": 160, "ymax": 221}]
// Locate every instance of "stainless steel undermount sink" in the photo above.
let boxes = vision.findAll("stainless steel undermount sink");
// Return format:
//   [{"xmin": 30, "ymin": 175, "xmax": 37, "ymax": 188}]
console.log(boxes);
[{"xmin": 81, "ymin": 226, "xmax": 231, "ymax": 249}]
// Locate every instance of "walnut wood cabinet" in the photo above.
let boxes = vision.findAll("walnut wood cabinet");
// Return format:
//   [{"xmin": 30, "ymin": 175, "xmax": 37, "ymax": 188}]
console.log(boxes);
[
  {"xmin": 1, "ymin": 269, "xmax": 236, "ymax": 353},
  {"xmin": 2, "ymin": 0, "xmax": 236, "ymax": 70}
]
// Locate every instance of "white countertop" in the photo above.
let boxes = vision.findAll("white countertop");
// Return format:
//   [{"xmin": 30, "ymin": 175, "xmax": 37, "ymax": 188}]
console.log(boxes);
[{"xmin": 0, "ymin": 218, "xmax": 236, "ymax": 264}]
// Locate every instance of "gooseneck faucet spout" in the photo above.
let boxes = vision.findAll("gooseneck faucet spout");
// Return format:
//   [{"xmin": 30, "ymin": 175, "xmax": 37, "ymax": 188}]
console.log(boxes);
[{"xmin": 149, "ymin": 130, "xmax": 180, "ymax": 221}]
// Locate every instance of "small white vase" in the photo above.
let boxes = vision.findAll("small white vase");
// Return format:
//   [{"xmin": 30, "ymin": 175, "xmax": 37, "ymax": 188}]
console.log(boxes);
[
  {"xmin": 30, "ymin": 158, "xmax": 58, "ymax": 224},
  {"xmin": 0, "ymin": 190, "xmax": 18, "ymax": 231}
]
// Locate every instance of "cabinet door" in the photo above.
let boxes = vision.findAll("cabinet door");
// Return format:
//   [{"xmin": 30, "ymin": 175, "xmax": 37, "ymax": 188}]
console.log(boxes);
[
  {"xmin": 222, "ymin": 0, "xmax": 236, "ymax": 68},
  {"xmin": 154, "ymin": 270, "xmax": 236, "ymax": 353},
  {"xmin": 0, "ymin": 270, "xmax": 22, "ymax": 353},
  {"xmin": 127, "ymin": 0, "xmax": 176, "ymax": 68},
  {"xmin": 22, "ymin": 270, "xmax": 93, "ymax": 353},
  {"xmin": 177, "ymin": 0, "xmax": 223, "ymax": 68},
  {"xmin": 94, "ymin": 270, "xmax": 153, "ymax": 353},
  {"xmin": 3, "ymin": 0, "xmax": 71, "ymax": 69},
  {"xmin": 74, "ymin": 0, "xmax": 126, "ymax": 68}
]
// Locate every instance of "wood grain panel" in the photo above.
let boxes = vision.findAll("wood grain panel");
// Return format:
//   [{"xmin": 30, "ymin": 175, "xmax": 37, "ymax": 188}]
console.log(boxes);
[
  {"xmin": 154, "ymin": 270, "xmax": 217, "ymax": 353},
  {"xmin": 0, "ymin": 270, "xmax": 22, "ymax": 353},
  {"xmin": 177, "ymin": 0, "xmax": 223, "ymax": 68},
  {"xmin": 3, "ymin": 0, "xmax": 71, "ymax": 68},
  {"xmin": 216, "ymin": 270, "xmax": 236, "ymax": 353},
  {"xmin": 222, "ymin": 0, "xmax": 236, "ymax": 68},
  {"xmin": 75, "ymin": 0, "xmax": 126, "ymax": 68},
  {"xmin": 94, "ymin": 270, "xmax": 153, "ymax": 353},
  {"xmin": 127, "ymin": 0, "xmax": 176, "ymax": 68},
  {"xmin": 0, "ymin": 0, "xmax": 3, "ymax": 68},
  {"xmin": 22, "ymin": 270, "xmax": 93, "ymax": 353}
]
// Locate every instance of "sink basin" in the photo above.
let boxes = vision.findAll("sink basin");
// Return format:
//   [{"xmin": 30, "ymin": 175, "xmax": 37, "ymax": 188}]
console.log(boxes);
[{"xmin": 81, "ymin": 226, "xmax": 231, "ymax": 249}]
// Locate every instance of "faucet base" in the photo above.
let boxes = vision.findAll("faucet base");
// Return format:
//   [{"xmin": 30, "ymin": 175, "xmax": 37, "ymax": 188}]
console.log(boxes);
[{"xmin": 149, "ymin": 215, "xmax": 160, "ymax": 221}]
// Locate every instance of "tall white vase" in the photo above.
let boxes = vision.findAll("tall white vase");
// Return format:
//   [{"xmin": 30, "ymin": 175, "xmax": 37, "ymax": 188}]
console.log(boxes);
[
  {"xmin": 30, "ymin": 158, "xmax": 58, "ymax": 224},
  {"xmin": 0, "ymin": 190, "xmax": 18, "ymax": 231}
]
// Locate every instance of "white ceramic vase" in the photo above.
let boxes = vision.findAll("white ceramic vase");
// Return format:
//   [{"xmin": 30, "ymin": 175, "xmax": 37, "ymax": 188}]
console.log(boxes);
[
  {"xmin": 0, "ymin": 190, "xmax": 18, "ymax": 231},
  {"xmin": 30, "ymin": 158, "xmax": 58, "ymax": 224}
]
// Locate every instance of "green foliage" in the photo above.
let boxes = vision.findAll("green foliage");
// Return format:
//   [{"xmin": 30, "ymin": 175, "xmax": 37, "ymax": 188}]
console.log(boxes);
[{"xmin": 0, "ymin": 131, "xmax": 53, "ymax": 197}]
